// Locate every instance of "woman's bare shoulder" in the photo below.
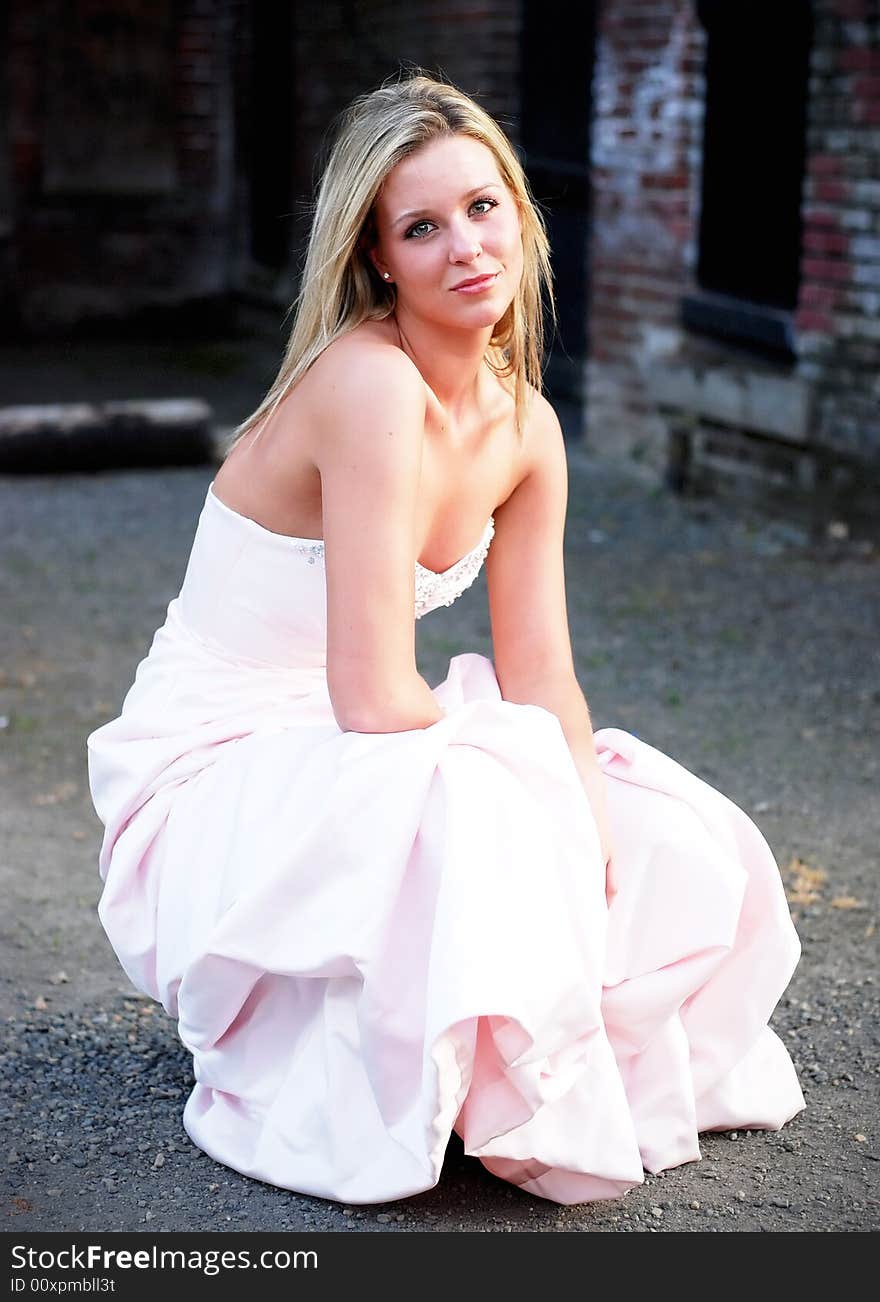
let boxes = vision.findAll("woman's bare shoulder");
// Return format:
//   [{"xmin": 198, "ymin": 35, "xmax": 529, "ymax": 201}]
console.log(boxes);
[
  {"xmin": 503, "ymin": 381, "xmax": 558, "ymax": 489},
  {"xmin": 523, "ymin": 384, "xmax": 560, "ymax": 443},
  {"xmin": 305, "ymin": 323, "xmax": 428, "ymax": 466},
  {"xmin": 309, "ymin": 320, "xmax": 425, "ymax": 398}
]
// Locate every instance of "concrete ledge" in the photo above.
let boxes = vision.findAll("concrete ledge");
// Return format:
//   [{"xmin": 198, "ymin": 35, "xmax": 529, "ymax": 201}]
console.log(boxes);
[
  {"xmin": 645, "ymin": 357, "xmax": 813, "ymax": 444},
  {"xmin": 0, "ymin": 398, "xmax": 215, "ymax": 473},
  {"xmin": 643, "ymin": 345, "xmax": 880, "ymax": 542}
]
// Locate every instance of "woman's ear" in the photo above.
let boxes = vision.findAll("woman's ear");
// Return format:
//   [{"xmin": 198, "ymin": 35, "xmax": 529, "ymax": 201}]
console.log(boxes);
[
  {"xmin": 358, "ymin": 208, "xmax": 394, "ymax": 284},
  {"xmin": 371, "ymin": 253, "xmax": 393, "ymax": 284},
  {"xmin": 357, "ymin": 213, "xmax": 382, "ymax": 274},
  {"xmin": 368, "ymin": 250, "xmax": 384, "ymax": 278},
  {"xmin": 358, "ymin": 233, "xmax": 384, "ymax": 281}
]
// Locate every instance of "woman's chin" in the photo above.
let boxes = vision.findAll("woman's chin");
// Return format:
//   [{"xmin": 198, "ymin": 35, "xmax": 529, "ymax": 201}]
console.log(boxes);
[
  {"xmin": 408, "ymin": 294, "xmax": 508, "ymax": 332},
  {"xmin": 447, "ymin": 297, "xmax": 507, "ymax": 328}
]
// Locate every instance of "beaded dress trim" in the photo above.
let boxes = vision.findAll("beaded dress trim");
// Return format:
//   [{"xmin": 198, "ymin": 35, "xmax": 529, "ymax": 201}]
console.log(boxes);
[
  {"xmin": 413, "ymin": 518, "xmax": 495, "ymax": 618},
  {"xmin": 207, "ymin": 485, "xmax": 494, "ymax": 619}
]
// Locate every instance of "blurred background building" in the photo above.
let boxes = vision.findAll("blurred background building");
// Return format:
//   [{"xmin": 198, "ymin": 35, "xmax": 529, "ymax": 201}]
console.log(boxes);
[{"xmin": 2, "ymin": 0, "xmax": 878, "ymax": 536}]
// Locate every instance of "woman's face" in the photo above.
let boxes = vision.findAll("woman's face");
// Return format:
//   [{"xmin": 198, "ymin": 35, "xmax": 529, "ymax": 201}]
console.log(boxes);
[{"xmin": 369, "ymin": 133, "xmax": 523, "ymax": 330}]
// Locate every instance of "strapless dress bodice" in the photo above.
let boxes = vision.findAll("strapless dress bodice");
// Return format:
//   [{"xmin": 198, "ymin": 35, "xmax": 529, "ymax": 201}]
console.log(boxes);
[{"xmin": 173, "ymin": 483, "xmax": 495, "ymax": 669}]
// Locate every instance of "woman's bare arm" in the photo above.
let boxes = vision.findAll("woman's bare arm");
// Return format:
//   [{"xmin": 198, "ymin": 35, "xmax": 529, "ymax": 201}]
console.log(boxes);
[
  {"xmin": 486, "ymin": 391, "xmax": 617, "ymax": 891},
  {"xmin": 313, "ymin": 341, "xmax": 445, "ymax": 734}
]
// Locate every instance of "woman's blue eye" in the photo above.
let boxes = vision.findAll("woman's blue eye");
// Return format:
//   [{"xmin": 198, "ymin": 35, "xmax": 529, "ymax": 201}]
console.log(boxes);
[{"xmin": 404, "ymin": 196, "xmax": 498, "ymax": 239}]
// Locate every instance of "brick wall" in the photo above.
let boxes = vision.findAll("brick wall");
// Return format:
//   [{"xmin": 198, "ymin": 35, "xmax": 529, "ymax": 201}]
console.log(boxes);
[
  {"xmin": 586, "ymin": 0, "xmax": 704, "ymax": 467},
  {"xmin": 797, "ymin": 0, "xmax": 880, "ymax": 459},
  {"xmin": 6, "ymin": 0, "xmax": 237, "ymax": 336},
  {"xmin": 587, "ymin": 0, "xmax": 880, "ymax": 481}
]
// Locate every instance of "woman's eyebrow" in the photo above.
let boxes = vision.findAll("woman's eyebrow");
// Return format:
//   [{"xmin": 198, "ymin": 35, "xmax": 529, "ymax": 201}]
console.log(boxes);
[{"xmin": 392, "ymin": 182, "xmax": 503, "ymax": 229}]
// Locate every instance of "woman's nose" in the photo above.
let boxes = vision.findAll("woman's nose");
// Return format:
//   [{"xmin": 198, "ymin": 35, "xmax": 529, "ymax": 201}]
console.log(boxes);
[{"xmin": 448, "ymin": 222, "xmax": 481, "ymax": 262}]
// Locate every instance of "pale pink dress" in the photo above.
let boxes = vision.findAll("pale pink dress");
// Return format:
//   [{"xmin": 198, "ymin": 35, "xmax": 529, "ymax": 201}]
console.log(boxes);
[{"xmin": 86, "ymin": 481, "xmax": 805, "ymax": 1205}]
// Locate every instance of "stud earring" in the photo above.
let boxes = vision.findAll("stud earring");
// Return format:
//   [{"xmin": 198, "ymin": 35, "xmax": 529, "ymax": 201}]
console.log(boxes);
[{"xmin": 383, "ymin": 272, "xmax": 392, "ymax": 281}]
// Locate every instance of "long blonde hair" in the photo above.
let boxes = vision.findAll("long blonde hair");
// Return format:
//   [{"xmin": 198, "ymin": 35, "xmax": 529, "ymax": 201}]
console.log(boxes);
[{"xmin": 224, "ymin": 68, "xmax": 556, "ymax": 453}]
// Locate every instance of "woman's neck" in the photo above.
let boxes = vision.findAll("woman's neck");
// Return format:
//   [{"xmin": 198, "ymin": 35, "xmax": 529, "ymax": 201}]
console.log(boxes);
[{"xmin": 391, "ymin": 308, "xmax": 494, "ymax": 423}]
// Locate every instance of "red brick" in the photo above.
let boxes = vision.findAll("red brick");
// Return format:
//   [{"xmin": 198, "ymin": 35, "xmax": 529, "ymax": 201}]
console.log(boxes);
[
  {"xmin": 833, "ymin": 0, "xmax": 871, "ymax": 16},
  {"xmin": 809, "ymin": 154, "xmax": 845, "ymax": 176},
  {"xmin": 839, "ymin": 48, "xmax": 880, "ymax": 73},
  {"xmin": 801, "ymin": 284, "xmax": 841, "ymax": 309},
  {"xmin": 592, "ymin": 340, "xmax": 635, "ymax": 364},
  {"xmin": 802, "ymin": 257, "xmax": 852, "ymax": 283},
  {"xmin": 803, "ymin": 229, "xmax": 850, "ymax": 255},
  {"xmin": 625, "ymin": 284, "xmax": 674, "ymax": 303},
  {"xmin": 597, "ymin": 303, "xmax": 640, "ymax": 324},
  {"xmin": 640, "ymin": 172, "xmax": 689, "ymax": 191},
  {"xmin": 795, "ymin": 308, "xmax": 834, "ymax": 334},
  {"xmin": 853, "ymin": 75, "xmax": 880, "ymax": 100},
  {"xmin": 802, "ymin": 208, "xmax": 840, "ymax": 228},
  {"xmin": 812, "ymin": 179, "xmax": 850, "ymax": 203},
  {"xmin": 594, "ymin": 318, "xmax": 640, "ymax": 340}
]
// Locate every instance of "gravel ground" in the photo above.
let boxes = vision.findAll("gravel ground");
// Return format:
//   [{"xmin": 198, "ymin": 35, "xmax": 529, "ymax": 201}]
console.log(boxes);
[{"xmin": 1, "ymin": 326, "xmax": 878, "ymax": 1233}]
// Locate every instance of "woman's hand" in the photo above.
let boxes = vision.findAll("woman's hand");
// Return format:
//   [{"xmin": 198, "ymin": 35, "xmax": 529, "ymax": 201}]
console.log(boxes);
[
  {"xmin": 593, "ymin": 798, "xmax": 618, "ymax": 904},
  {"xmin": 604, "ymin": 852, "xmax": 619, "ymax": 904},
  {"xmin": 577, "ymin": 762, "xmax": 618, "ymax": 904},
  {"xmin": 507, "ymin": 682, "xmax": 619, "ymax": 904}
]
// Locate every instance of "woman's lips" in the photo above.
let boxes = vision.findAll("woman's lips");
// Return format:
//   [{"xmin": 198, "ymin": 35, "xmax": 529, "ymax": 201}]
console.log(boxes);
[{"xmin": 452, "ymin": 272, "xmax": 500, "ymax": 294}]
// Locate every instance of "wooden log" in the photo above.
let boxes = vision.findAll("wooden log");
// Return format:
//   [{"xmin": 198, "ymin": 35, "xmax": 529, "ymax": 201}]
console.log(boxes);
[{"xmin": 0, "ymin": 398, "xmax": 215, "ymax": 472}]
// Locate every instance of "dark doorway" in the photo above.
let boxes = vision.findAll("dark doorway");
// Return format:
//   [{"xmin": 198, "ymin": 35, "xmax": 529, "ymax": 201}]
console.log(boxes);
[
  {"xmin": 519, "ymin": 0, "xmax": 598, "ymax": 437},
  {"xmin": 685, "ymin": 0, "xmax": 813, "ymax": 358},
  {"xmin": 246, "ymin": 2, "xmax": 295, "ymax": 271}
]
